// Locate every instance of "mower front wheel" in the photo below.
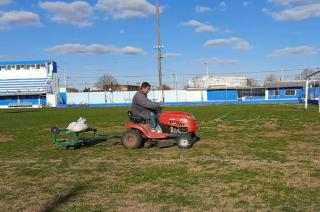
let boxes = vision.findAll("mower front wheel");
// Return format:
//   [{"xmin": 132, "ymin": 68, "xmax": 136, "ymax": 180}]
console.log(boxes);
[
  {"xmin": 121, "ymin": 129, "xmax": 143, "ymax": 149},
  {"xmin": 177, "ymin": 135, "xmax": 193, "ymax": 149}
]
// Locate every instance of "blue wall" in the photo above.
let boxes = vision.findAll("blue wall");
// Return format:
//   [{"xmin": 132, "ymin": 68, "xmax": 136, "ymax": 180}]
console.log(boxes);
[
  {"xmin": 308, "ymin": 87, "xmax": 320, "ymax": 99},
  {"xmin": 207, "ymin": 89, "xmax": 238, "ymax": 101},
  {"xmin": 268, "ymin": 87, "xmax": 304, "ymax": 101},
  {"xmin": 58, "ymin": 92, "xmax": 67, "ymax": 104}
]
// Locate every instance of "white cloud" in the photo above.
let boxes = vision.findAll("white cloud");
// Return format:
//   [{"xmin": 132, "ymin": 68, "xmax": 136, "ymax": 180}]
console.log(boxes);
[
  {"xmin": 121, "ymin": 46, "xmax": 145, "ymax": 55},
  {"xmin": 39, "ymin": 1, "xmax": 93, "ymax": 27},
  {"xmin": 204, "ymin": 37, "xmax": 241, "ymax": 47},
  {"xmin": 263, "ymin": 3, "xmax": 320, "ymax": 21},
  {"xmin": 204, "ymin": 37, "xmax": 253, "ymax": 51},
  {"xmin": 163, "ymin": 52, "xmax": 182, "ymax": 58},
  {"xmin": 182, "ymin": 19, "xmax": 217, "ymax": 33},
  {"xmin": 268, "ymin": 0, "xmax": 318, "ymax": 6},
  {"xmin": 269, "ymin": 45, "xmax": 317, "ymax": 57},
  {"xmin": 220, "ymin": 1, "xmax": 226, "ymax": 7},
  {"xmin": 195, "ymin": 57, "xmax": 240, "ymax": 65},
  {"xmin": 0, "ymin": 11, "xmax": 40, "ymax": 28},
  {"xmin": 233, "ymin": 41, "xmax": 253, "ymax": 50},
  {"xmin": 0, "ymin": 0, "xmax": 12, "ymax": 5},
  {"xmin": 265, "ymin": 0, "xmax": 320, "ymax": 21},
  {"xmin": 45, "ymin": 43, "xmax": 145, "ymax": 55},
  {"xmin": 243, "ymin": 1, "xmax": 250, "ymax": 7},
  {"xmin": 195, "ymin": 5, "xmax": 211, "ymax": 13},
  {"xmin": 95, "ymin": 0, "xmax": 156, "ymax": 20}
]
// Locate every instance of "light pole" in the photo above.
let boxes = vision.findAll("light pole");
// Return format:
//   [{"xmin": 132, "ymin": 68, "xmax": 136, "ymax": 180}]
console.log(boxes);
[
  {"xmin": 109, "ymin": 88, "xmax": 113, "ymax": 103},
  {"xmin": 156, "ymin": 0, "xmax": 164, "ymax": 102},
  {"xmin": 204, "ymin": 62, "xmax": 209, "ymax": 76},
  {"xmin": 173, "ymin": 72, "xmax": 178, "ymax": 102}
]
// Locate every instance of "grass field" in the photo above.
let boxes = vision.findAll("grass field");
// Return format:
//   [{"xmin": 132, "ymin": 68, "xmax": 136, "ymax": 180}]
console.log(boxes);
[{"xmin": 0, "ymin": 104, "xmax": 319, "ymax": 211}]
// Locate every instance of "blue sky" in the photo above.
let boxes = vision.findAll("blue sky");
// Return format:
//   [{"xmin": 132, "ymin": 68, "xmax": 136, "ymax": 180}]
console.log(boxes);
[{"xmin": 0, "ymin": 0, "xmax": 319, "ymax": 88}]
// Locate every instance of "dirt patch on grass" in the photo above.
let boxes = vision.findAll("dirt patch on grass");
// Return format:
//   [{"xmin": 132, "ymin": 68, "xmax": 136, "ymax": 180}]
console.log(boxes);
[
  {"xmin": 0, "ymin": 134, "xmax": 15, "ymax": 143},
  {"xmin": 116, "ymin": 202, "xmax": 170, "ymax": 212},
  {"xmin": 263, "ymin": 121, "xmax": 278, "ymax": 130},
  {"xmin": 286, "ymin": 142, "xmax": 320, "ymax": 163},
  {"xmin": 95, "ymin": 126, "xmax": 123, "ymax": 134},
  {"xmin": 303, "ymin": 123, "xmax": 320, "ymax": 135},
  {"xmin": 216, "ymin": 123, "xmax": 246, "ymax": 132},
  {"xmin": 263, "ymin": 130, "xmax": 288, "ymax": 138},
  {"xmin": 131, "ymin": 183, "xmax": 161, "ymax": 192},
  {"xmin": 285, "ymin": 171, "xmax": 320, "ymax": 188}
]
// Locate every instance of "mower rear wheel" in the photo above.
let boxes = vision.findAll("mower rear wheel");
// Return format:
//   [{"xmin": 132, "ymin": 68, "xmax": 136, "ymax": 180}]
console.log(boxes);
[
  {"xmin": 121, "ymin": 129, "xmax": 143, "ymax": 149},
  {"xmin": 177, "ymin": 135, "xmax": 193, "ymax": 149}
]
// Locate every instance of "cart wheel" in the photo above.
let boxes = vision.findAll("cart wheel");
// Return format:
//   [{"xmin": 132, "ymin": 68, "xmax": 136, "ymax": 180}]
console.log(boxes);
[
  {"xmin": 177, "ymin": 135, "xmax": 193, "ymax": 149},
  {"xmin": 121, "ymin": 129, "xmax": 143, "ymax": 149},
  {"xmin": 51, "ymin": 127, "xmax": 60, "ymax": 135}
]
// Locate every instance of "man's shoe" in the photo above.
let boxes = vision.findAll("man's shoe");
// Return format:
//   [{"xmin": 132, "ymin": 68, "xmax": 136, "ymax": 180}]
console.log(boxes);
[
  {"xmin": 156, "ymin": 126, "xmax": 162, "ymax": 133},
  {"xmin": 151, "ymin": 128, "xmax": 157, "ymax": 133}
]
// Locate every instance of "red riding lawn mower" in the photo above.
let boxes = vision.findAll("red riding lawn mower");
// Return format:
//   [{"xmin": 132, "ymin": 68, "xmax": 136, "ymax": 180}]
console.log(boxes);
[{"xmin": 121, "ymin": 109, "xmax": 199, "ymax": 149}]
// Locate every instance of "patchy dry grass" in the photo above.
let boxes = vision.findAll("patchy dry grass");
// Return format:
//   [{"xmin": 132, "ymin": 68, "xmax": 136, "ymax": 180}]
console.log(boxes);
[
  {"xmin": 0, "ymin": 104, "xmax": 319, "ymax": 211},
  {"xmin": 0, "ymin": 134, "xmax": 15, "ymax": 143}
]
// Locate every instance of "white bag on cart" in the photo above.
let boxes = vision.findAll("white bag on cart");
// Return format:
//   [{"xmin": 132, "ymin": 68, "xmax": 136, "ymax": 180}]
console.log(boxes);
[{"xmin": 66, "ymin": 117, "xmax": 89, "ymax": 132}]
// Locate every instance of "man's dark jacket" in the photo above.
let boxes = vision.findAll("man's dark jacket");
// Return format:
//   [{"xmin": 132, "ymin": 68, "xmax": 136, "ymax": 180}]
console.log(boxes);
[{"xmin": 132, "ymin": 90, "xmax": 160, "ymax": 120}]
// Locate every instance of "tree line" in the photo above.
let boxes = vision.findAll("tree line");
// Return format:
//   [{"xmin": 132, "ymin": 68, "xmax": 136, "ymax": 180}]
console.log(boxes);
[
  {"xmin": 67, "ymin": 69, "xmax": 317, "ymax": 92},
  {"xmin": 67, "ymin": 74, "xmax": 172, "ymax": 92}
]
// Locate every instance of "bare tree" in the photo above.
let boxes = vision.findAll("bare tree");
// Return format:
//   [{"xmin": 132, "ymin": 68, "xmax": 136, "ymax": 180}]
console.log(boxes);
[
  {"xmin": 295, "ymin": 68, "xmax": 315, "ymax": 80},
  {"xmin": 66, "ymin": 87, "xmax": 79, "ymax": 92},
  {"xmin": 95, "ymin": 75, "xmax": 118, "ymax": 91},
  {"xmin": 161, "ymin": 84, "xmax": 172, "ymax": 90},
  {"xmin": 247, "ymin": 79, "xmax": 260, "ymax": 87},
  {"xmin": 83, "ymin": 87, "xmax": 90, "ymax": 92},
  {"xmin": 265, "ymin": 74, "xmax": 277, "ymax": 82}
]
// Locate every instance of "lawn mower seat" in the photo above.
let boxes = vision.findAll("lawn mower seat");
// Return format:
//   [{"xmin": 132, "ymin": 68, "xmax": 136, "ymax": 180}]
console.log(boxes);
[{"xmin": 128, "ymin": 111, "xmax": 147, "ymax": 123}]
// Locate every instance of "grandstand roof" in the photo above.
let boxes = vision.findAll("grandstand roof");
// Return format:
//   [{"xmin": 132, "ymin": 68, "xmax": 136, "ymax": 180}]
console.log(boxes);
[
  {"xmin": 0, "ymin": 60, "xmax": 53, "ymax": 66},
  {"xmin": 265, "ymin": 81, "xmax": 305, "ymax": 88}
]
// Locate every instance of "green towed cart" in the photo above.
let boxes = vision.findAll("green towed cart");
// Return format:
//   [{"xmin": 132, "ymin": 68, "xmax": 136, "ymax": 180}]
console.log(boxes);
[{"xmin": 51, "ymin": 127, "xmax": 100, "ymax": 149}]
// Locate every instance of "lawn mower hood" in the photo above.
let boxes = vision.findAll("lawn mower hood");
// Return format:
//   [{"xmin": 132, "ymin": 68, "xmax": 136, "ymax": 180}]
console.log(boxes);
[{"xmin": 159, "ymin": 111, "xmax": 198, "ymax": 132}]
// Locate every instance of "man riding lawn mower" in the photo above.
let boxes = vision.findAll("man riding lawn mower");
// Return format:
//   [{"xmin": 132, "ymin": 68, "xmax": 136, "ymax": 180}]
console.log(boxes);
[{"xmin": 121, "ymin": 82, "xmax": 199, "ymax": 149}]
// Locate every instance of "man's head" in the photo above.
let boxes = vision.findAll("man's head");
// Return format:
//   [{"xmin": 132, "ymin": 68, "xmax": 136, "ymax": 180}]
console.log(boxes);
[{"xmin": 140, "ymin": 82, "xmax": 151, "ymax": 95}]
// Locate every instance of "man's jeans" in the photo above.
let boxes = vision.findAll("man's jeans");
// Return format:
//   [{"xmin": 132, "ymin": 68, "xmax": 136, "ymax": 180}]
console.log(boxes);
[{"xmin": 150, "ymin": 112, "xmax": 158, "ymax": 129}]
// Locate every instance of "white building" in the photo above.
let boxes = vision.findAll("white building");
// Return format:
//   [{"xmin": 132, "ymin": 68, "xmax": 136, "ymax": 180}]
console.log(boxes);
[
  {"xmin": 187, "ymin": 76, "xmax": 249, "ymax": 89},
  {"xmin": 0, "ymin": 60, "xmax": 59, "ymax": 108}
]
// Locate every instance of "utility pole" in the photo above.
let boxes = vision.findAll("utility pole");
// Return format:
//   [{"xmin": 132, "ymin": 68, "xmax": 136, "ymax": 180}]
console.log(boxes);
[
  {"xmin": 64, "ymin": 72, "xmax": 67, "ymax": 89},
  {"xmin": 280, "ymin": 66, "xmax": 284, "ymax": 81},
  {"xmin": 204, "ymin": 62, "xmax": 209, "ymax": 76},
  {"xmin": 173, "ymin": 72, "xmax": 176, "ymax": 89},
  {"xmin": 173, "ymin": 72, "xmax": 178, "ymax": 102},
  {"xmin": 156, "ymin": 0, "xmax": 164, "ymax": 102}
]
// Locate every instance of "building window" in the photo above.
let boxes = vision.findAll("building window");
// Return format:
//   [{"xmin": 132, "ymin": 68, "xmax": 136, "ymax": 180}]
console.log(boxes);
[
  {"xmin": 269, "ymin": 89, "xmax": 279, "ymax": 96},
  {"xmin": 36, "ymin": 64, "xmax": 40, "ymax": 69},
  {"xmin": 285, "ymin": 89, "xmax": 296, "ymax": 96}
]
